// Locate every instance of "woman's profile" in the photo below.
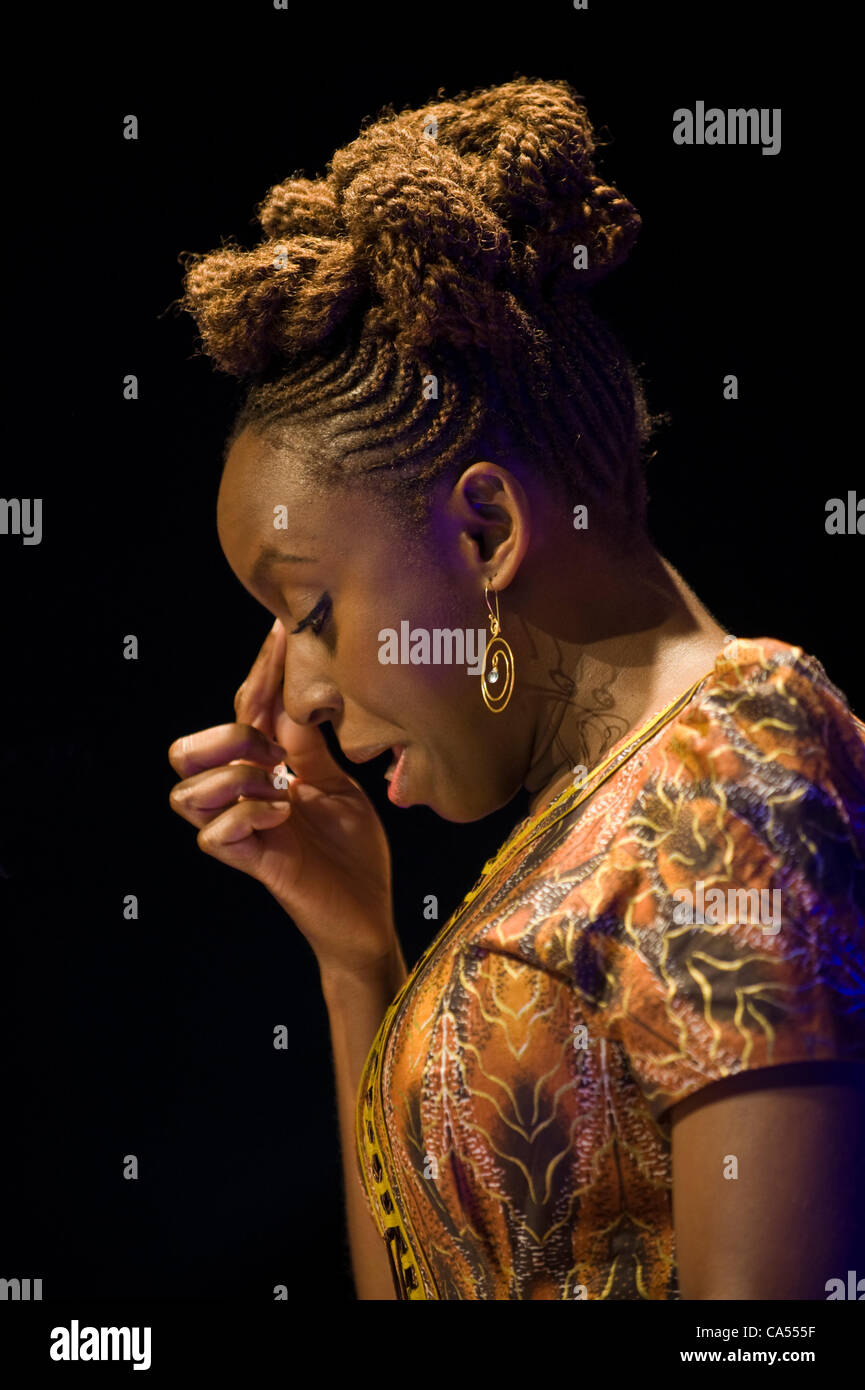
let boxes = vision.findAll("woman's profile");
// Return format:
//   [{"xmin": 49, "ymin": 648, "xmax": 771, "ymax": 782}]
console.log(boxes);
[{"xmin": 167, "ymin": 76, "xmax": 865, "ymax": 1300}]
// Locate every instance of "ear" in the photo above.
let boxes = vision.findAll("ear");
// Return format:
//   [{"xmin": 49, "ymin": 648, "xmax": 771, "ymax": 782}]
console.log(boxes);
[{"xmin": 447, "ymin": 461, "xmax": 531, "ymax": 587}]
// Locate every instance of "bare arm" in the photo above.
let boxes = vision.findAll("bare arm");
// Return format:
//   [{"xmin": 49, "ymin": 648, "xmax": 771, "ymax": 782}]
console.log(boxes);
[
  {"xmin": 321, "ymin": 946, "xmax": 409, "ymax": 1300},
  {"xmin": 670, "ymin": 1060, "xmax": 865, "ymax": 1299}
]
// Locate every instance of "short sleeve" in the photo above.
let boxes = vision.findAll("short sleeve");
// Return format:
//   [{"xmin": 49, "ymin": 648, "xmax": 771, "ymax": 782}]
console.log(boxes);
[{"xmin": 603, "ymin": 642, "xmax": 865, "ymax": 1121}]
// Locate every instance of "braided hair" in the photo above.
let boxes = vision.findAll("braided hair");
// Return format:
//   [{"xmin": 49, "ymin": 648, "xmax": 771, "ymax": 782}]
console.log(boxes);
[{"xmin": 178, "ymin": 76, "xmax": 665, "ymax": 534}]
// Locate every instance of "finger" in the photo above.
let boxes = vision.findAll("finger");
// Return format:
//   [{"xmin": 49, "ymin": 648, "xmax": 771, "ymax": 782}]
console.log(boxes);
[
  {"xmin": 169, "ymin": 762, "xmax": 294, "ymax": 828},
  {"xmin": 197, "ymin": 797, "xmax": 293, "ymax": 873},
  {"xmin": 270, "ymin": 708, "xmax": 353, "ymax": 792},
  {"xmin": 168, "ymin": 723, "xmax": 287, "ymax": 778},
  {"xmin": 234, "ymin": 618, "xmax": 287, "ymax": 738}
]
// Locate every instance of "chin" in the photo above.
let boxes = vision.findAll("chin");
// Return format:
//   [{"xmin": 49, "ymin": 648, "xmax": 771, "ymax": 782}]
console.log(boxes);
[
  {"xmin": 394, "ymin": 747, "xmax": 522, "ymax": 822},
  {"xmin": 429, "ymin": 781, "xmax": 523, "ymax": 824}
]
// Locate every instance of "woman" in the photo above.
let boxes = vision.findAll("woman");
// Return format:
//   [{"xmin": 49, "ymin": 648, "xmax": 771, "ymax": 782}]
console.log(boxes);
[{"xmin": 167, "ymin": 77, "xmax": 865, "ymax": 1299}]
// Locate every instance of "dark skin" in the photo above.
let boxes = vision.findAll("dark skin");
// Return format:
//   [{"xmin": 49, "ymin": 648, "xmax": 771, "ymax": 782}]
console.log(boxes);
[
  {"xmin": 168, "ymin": 423, "xmax": 865, "ymax": 1298},
  {"xmin": 215, "ymin": 423, "xmax": 728, "ymax": 823}
]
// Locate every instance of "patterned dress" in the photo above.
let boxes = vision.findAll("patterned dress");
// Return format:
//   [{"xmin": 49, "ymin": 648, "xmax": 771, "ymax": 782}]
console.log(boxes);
[{"xmin": 355, "ymin": 638, "xmax": 865, "ymax": 1299}]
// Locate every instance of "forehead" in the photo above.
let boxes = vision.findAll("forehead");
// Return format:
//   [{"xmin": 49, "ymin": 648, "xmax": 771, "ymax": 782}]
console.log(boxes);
[
  {"xmin": 219, "ymin": 426, "xmax": 345, "ymax": 532},
  {"xmin": 217, "ymin": 425, "xmax": 400, "ymax": 572}
]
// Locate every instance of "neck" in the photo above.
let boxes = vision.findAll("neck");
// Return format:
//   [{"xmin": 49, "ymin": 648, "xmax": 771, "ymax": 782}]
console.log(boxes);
[{"xmin": 519, "ymin": 534, "xmax": 728, "ymax": 818}]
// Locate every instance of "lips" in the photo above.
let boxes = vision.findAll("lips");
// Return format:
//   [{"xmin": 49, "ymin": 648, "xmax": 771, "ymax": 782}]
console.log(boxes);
[
  {"xmin": 342, "ymin": 744, "xmax": 393, "ymax": 765},
  {"xmin": 385, "ymin": 745, "xmax": 409, "ymax": 805},
  {"xmin": 383, "ymin": 745, "xmax": 404, "ymax": 781},
  {"xmin": 341, "ymin": 741, "xmax": 410, "ymax": 804}
]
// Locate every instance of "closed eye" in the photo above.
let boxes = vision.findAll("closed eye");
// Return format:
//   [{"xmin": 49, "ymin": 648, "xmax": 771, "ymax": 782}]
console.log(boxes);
[{"xmin": 291, "ymin": 593, "xmax": 331, "ymax": 637}]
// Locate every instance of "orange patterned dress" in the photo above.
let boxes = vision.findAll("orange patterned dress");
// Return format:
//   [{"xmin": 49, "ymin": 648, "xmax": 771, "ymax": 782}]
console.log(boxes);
[{"xmin": 355, "ymin": 638, "xmax": 865, "ymax": 1299}]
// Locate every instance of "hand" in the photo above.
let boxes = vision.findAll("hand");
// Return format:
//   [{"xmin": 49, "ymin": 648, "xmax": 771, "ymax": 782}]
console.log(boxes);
[{"xmin": 168, "ymin": 619, "xmax": 398, "ymax": 978}]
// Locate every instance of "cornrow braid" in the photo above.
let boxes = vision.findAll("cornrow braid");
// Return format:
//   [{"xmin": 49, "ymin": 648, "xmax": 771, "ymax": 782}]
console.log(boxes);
[{"xmin": 178, "ymin": 75, "xmax": 667, "ymax": 531}]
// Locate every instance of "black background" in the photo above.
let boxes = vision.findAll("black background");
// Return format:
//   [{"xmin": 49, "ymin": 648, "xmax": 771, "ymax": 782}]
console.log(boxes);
[{"xmin": 2, "ymin": 1, "xmax": 861, "ymax": 1303}]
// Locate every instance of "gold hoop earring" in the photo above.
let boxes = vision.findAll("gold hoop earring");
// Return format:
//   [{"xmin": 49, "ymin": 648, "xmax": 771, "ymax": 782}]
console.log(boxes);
[{"xmin": 481, "ymin": 582, "xmax": 515, "ymax": 713}]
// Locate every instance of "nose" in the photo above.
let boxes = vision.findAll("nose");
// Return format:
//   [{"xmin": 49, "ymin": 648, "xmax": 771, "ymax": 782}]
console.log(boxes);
[{"xmin": 280, "ymin": 653, "xmax": 342, "ymax": 727}]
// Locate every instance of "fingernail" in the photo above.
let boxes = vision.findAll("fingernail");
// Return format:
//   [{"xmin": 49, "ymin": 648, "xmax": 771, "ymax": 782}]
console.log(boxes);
[{"xmin": 268, "ymin": 800, "xmax": 290, "ymax": 812}]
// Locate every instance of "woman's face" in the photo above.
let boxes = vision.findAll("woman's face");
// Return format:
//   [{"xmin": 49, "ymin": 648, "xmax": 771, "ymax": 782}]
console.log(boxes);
[{"xmin": 217, "ymin": 425, "xmax": 537, "ymax": 822}]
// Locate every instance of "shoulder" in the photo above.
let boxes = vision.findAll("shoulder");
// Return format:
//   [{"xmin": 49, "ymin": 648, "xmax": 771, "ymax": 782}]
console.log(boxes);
[
  {"xmin": 601, "ymin": 636, "xmax": 865, "ymax": 1117},
  {"xmin": 611, "ymin": 634, "xmax": 865, "ymax": 967},
  {"xmin": 664, "ymin": 635, "xmax": 865, "ymax": 786},
  {"xmin": 632, "ymin": 635, "xmax": 865, "ymax": 881}
]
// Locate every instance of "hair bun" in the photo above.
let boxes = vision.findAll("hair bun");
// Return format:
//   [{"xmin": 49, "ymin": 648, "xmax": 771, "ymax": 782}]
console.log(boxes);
[
  {"xmin": 426, "ymin": 77, "xmax": 641, "ymax": 293},
  {"xmin": 257, "ymin": 176, "xmax": 339, "ymax": 238},
  {"xmin": 179, "ymin": 76, "xmax": 641, "ymax": 376},
  {"xmin": 330, "ymin": 123, "xmax": 513, "ymax": 353}
]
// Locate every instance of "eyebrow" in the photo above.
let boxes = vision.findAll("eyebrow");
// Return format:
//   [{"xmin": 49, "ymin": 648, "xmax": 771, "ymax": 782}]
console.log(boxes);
[{"xmin": 252, "ymin": 545, "xmax": 319, "ymax": 588}]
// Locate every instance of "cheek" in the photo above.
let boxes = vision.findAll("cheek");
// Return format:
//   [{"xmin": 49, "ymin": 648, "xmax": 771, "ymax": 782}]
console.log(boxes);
[
  {"xmin": 363, "ymin": 634, "xmax": 490, "ymax": 710},
  {"xmin": 339, "ymin": 575, "xmax": 482, "ymax": 707}
]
